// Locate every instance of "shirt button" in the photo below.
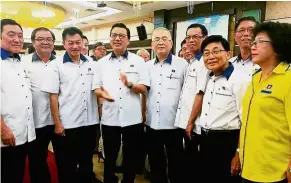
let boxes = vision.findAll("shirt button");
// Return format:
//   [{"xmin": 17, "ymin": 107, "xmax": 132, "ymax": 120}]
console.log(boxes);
[
  {"xmin": 158, "ymin": 92, "xmax": 160, "ymax": 94},
  {"xmin": 178, "ymin": 107, "xmax": 180, "ymax": 109},
  {"xmin": 159, "ymin": 83, "xmax": 161, "ymax": 85},
  {"xmin": 120, "ymin": 97, "xmax": 122, "ymax": 99},
  {"xmin": 82, "ymin": 83, "xmax": 84, "ymax": 85},
  {"xmin": 28, "ymin": 107, "xmax": 30, "ymax": 109},
  {"xmin": 157, "ymin": 101, "xmax": 159, "ymax": 103},
  {"xmin": 22, "ymin": 85, "xmax": 24, "ymax": 87},
  {"xmin": 79, "ymin": 66, "xmax": 81, "ymax": 68},
  {"xmin": 85, "ymin": 109, "xmax": 87, "ymax": 110},
  {"xmin": 160, "ymin": 74, "xmax": 162, "ymax": 76},
  {"xmin": 84, "ymin": 100, "xmax": 86, "ymax": 102},
  {"xmin": 211, "ymin": 92, "xmax": 213, "ymax": 94},
  {"xmin": 83, "ymin": 92, "xmax": 85, "ymax": 93},
  {"xmin": 157, "ymin": 111, "xmax": 159, "ymax": 113},
  {"xmin": 205, "ymin": 113, "xmax": 207, "ymax": 116},
  {"xmin": 208, "ymin": 102, "xmax": 210, "ymax": 105},
  {"xmin": 81, "ymin": 74, "xmax": 83, "ymax": 76},
  {"xmin": 18, "ymin": 74, "xmax": 20, "ymax": 76},
  {"xmin": 120, "ymin": 88, "xmax": 121, "ymax": 90},
  {"xmin": 26, "ymin": 96, "xmax": 28, "ymax": 98},
  {"xmin": 120, "ymin": 107, "xmax": 122, "ymax": 109}
]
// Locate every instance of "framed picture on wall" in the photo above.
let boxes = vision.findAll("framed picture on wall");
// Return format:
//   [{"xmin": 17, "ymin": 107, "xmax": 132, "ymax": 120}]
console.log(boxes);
[{"xmin": 175, "ymin": 14, "xmax": 230, "ymax": 54}]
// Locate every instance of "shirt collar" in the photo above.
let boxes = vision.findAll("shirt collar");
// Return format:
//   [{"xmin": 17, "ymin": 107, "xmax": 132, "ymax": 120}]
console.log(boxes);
[
  {"xmin": 154, "ymin": 53, "xmax": 172, "ymax": 65},
  {"xmin": 32, "ymin": 52, "xmax": 56, "ymax": 62},
  {"xmin": 236, "ymin": 53, "xmax": 252, "ymax": 62},
  {"xmin": 273, "ymin": 62, "xmax": 290, "ymax": 74},
  {"xmin": 110, "ymin": 50, "xmax": 128, "ymax": 59},
  {"xmin": 1, "ymin": 48, "xmax": 21, "ymax": 61},
  {"xmin": 194, "ymin": 52, "xmax": 202, "ymax": 61},
  {"xmin": 63, "ymin": 52, "xmax": 88, "ymax": 63},
  {"xmin": 209, "ymin": 62, "xmax": 234, "ymax": 80}
]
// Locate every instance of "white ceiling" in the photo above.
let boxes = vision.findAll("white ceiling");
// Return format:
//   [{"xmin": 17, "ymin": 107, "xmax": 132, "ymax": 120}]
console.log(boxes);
[{"xmin": 49, "ymin": 1, "xmax": 206, "ymax": 29}]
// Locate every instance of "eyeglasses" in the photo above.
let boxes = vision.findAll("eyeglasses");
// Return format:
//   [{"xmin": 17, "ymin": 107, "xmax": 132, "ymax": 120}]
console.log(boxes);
[
  {"xmin": 110, "ymin": 33, "xmax": 127, "ymax": 40},
  {"xmin": 251, "ymin": 39, "xmax": 272, "ymax": 47},
  {"xmin": 203, "ymin": 49, "xmax": 226, "ymax": 58},
  {"xmin": 34, "ymin": 37, "xmax": 54, "ymax": 43},
  {"xmin": 95, "ymin": 48, "xmax": 106, "ymax": 52},
  {"xmin": 236, "ymin": 27, "xmax": 254, "ymax": 35},
  {"xmin": 185, "ymin": 35, "xmax": 204, "ymax": 41},
  {"xmin": 152, "ymin": 36, "xmax": 171, "ymax": 43}
]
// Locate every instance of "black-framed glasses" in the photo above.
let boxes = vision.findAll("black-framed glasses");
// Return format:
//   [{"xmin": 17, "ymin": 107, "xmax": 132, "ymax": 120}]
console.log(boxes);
[
  {"xmin": 185, "ymin": 35, "xmax": 204, "ymax": 41},
  {"xmin": 110, "ymin": 33, "xmax": 127, "ymax": 40},
  {"xmin": 203, "ymin": 49, "xmax": 226, "ymax": 58},
  {"xmin": 251, "ymin": 39, "xmax": 272, "ymax": 47},
  {"xmin": 34, "ymin": 37, "xmax": 54, "ymax": 43}
]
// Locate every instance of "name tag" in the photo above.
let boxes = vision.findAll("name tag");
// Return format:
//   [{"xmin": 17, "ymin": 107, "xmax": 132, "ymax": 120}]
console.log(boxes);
[{"xmin": 260, "ymin": 90, "xmax": 272, "ymax": 94}]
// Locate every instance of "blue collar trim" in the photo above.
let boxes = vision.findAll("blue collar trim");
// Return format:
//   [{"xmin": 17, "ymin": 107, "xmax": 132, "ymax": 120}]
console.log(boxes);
[
  {"xmin": 63, "ymin": 52, "xmax": 88, "ymax": 63},
  {"xmin": 209, "ymin": 62, "xmax": 234, "ymax": 80},
  {"xmin": 1, "ymin": 48, "xmax": 21, "ymax": 61},
  {"xmin": 154, "ymin": 53, "xmax": 172, "ymax": 65}
]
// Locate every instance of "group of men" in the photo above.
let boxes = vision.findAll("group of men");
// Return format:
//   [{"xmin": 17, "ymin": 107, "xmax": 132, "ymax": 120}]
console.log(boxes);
[{"xmin": 1, "ymin": 16, "xmax": 258, "ymax": 183}]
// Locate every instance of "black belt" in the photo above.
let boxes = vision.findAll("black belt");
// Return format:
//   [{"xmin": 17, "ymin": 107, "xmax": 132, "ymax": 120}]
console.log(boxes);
[{"xmin": 201, "ymin": 127, "xmax": 240, "ymax": 135}]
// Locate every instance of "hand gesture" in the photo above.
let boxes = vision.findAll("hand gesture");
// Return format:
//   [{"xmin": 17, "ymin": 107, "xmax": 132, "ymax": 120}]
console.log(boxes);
[
  {"xmin": 101, "ymin": 86, "xmax": 114, "ymax": 102},
  {"xmin": 1, "ymin": 127, "xmax": 16, "ymax": 146},
  {"xmin": 120, "ymin": 73, "xmax": 129, "ymax": 86}
]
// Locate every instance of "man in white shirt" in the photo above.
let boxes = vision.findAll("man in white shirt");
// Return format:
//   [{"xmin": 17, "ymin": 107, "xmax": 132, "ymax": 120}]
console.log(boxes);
[
  {"xmin": 229, "ymin": 16, "xmax": 259, "ymax": 81},
  {"xmin": 199, "ymin": 35, "xmax": 247, "ymax": 182},
  {"xmin": 93, "ymin": 23, "xmax": 149, "ymax": 183},
  {"xmin": 146, "ymin": 27, "xmax": 188, "ymax": 183},
  {"xmin": 22, "ymin": 27, "xmax": 56, "ymax": 183},
  {"xmin": 42, "ymin": 27, "xmax": 99, "ymax": 183},
  {"xmin": 175, "ymin": 23, "xmax": 209, "ymax": 181},
  {"xmin": 1, "ymin": 19, "xmax": 36, "ymax": 183}
]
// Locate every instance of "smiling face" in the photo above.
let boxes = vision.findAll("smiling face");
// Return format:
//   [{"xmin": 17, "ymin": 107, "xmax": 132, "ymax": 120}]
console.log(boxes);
[
  {"xmin": 110, "ymin": 27, "xmax": 129, "ymax": 55},
  {"xmin": 151, "ymin": 29, "xmax": 173, "ymax": 57},
  {"xmin": 1, "ymin": 24, "xmax": 24, "ymax": 54},
  {"xmin": 63, "ymin": 33, "xmax": 83, "ymax": 58},
  {"xmin": 81, "ymin": 38, "xmax": 89, "ymax": 55},
  {"xmin": 33, "ymin": 30, "xmax": 54, "ymax": 56},
  {"xmin": 203, "ymin": 42, "xmax": 230, "ymax": 74},
  {"xmin": 235, "ymin": 20, "xmax": 256, "ymax": 50}
]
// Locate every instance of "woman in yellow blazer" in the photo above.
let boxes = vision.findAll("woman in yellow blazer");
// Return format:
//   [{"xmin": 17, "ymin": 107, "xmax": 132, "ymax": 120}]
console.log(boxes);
[{"xmin": 240, "ymin": 22, "xmax": 291, "ymax": 183}]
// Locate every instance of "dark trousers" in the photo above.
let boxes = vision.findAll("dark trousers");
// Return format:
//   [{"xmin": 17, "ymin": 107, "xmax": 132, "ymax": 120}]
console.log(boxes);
[
  {"xmin": 1, "ymin": 143, "xmax": 28, "ymax": 183},
  {"xmin": 200, "ymin": 129, "xmax": 240, "ymax": 183},
  {"xmin": 102, "ymin": 123, "xmax": 143, "ymax": 183},
  {"xmin": 183, "ymin": 131, "xmax": 201, "ymax": 182},
  {"xmin": 242, "ymin": 178, "xmax": 287, "ymax": 183},
  {"xmin": 53, "ymin": 125, "xmax": 97, "ymax": 183},
  {"xmin": 147, "ymin": 127, "xmax": 184, "ymax": 183},
  {"xmin": 28, "ymin": 125, "xmax": 54, "ymax": 183}
]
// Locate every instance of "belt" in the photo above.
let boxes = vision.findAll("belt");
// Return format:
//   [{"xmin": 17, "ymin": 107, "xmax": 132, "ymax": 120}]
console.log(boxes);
[{"xmin": 201, "ymin": 127, "xmax": 240, "ymax": 135}]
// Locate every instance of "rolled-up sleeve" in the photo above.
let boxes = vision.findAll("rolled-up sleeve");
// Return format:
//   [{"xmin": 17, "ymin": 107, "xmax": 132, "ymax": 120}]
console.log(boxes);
[
  {"xmin": 136, "ymin": 59, "xmax": 150, "ymax": 87},
  {"xmin": 92, "ymin": 61, "xmax": 102, "ymax": 90},
  {"xmin": 41, "ymin": 61, "xmax": 60, "ymax": 94}
]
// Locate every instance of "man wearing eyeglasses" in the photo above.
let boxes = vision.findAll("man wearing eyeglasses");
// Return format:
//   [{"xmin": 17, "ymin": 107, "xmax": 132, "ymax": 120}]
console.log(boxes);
[
  {"xmin": 175, "ymin": 23, "xmax": 209, "ymax": 182},
  {"xmin": 93, "ymin": 23, "xmax": 149, "ymax": 183},
  {"xmin": 199, "ymin": 35, "xmax": 248, "ymax": 183},
  {"xmin": 230, "ymin": 16, "xmax": 260, "ymax": 81},
  {"xmin": 91, "ymin": 42, "xmax": 107, "ymax": 61},
  {"xmin": 146, "ymin": 27, "xmax": 188, "ymax": 183},
  {"xmin": 21, "ymin": 27, "xmax": 56, "ymax": 183},
  {"xmin": 42, "ymin": 27, "xmax": 99, "ymax": 183}
]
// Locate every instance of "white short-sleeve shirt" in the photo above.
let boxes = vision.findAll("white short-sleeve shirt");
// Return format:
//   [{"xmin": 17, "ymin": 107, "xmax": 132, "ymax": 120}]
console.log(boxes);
[
  {"xmin": 41, "ymin": 52, "xmax": 99, "ymax": 129},
  {"xmin": 199, "ymin": 62, "xmax": 248, "ymax": 130},
  {"xmin": 22, "ymin": 52, "xmax": 56, "ymax": 129},
  {"xmin": 146, "ymin": 54, "xmax": 188, "ymax": 130},
  {"xmin": 174, "ymin": 54, "xmax": 209, "ymax": 134},
  {"xmin": 229, "ymin": 55, "xmax": 260, "ymax": 82},
  {"xmin": 92, "ymin": 51, "xmax": 150, "ymax": 127},
  {"xmin": 1, "ymin": 49, "xmax": 36, "ymax": 147}
]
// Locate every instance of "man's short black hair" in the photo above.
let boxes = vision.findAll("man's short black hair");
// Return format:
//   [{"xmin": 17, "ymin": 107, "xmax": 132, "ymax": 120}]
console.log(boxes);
[
  {"xmin": 110, "ymin": 23, "xmax": 131, "ymax": 40},
  {"xmin": 180, "ymin": 39, "xmax": 186, "ymax": 48},
  {"xmin": 253, "ymin": 21, "xmax": 291, "ymax": 64},
  {"xmin": 27, "ymin": 45, "xmax": 35, "ymax": 54},
  {"xmin": 82, "ymin": 35, "xmax": 88, "ymax": 41},
  {"xmin": 93, "ymin": 42, "xmax": 106, "ymax": 50},
  {"xmin": 31, "ymin": 27, "xmax": 55, "ymax": 42},
  {"xmin": 235, "ymin": 16, "xmax": 258, "ymax": 30},
  {"xmin": 62, "ymin": 27, "xmax": 83, "ymax": 41},
  {"xmin": 201, "ymin": 35, "xmax": 230, "ymax": 53},
  {"xmin": 1, "ymin": 19, "xmax": 23, "ymax": 33},
  {"xmin": 186, "ymin": 23, "xmax": 208, "ymax": 37}
]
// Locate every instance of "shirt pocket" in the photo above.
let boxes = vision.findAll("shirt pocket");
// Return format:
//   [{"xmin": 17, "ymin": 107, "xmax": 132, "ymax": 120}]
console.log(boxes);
[
  {"xmin": 211, "ymin": 85, "xmax": 233, "ymax": 109},
  {"xmin": 185, "ymin": 69, "xmax": 197, "ymax": 89},
  {"xmin": 23, "ymin": 69, "xmax": 32, "ymax": 89},
  {"xmin": 124, "ymin": 67, "xmax": 138, "ymax": 83},
  {"xmin": 164, "ymin": 73, "xmax": 181, "ymax": 90}
]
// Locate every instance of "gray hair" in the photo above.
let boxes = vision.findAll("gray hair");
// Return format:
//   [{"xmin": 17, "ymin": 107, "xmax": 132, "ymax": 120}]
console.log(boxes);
[
  {"xmin": 152, "ymin": 27, "xmax": 172, "ymax": 40},
  {"xmin": 137, "ymin": 49, "xmax": 150, "ymax": 57}
]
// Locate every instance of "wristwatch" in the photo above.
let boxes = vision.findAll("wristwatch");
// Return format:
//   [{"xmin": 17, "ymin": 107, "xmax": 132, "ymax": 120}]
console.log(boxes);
[{"xmin": 127, "ymin": 82, "xmax": 133, "ymax": 89}]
